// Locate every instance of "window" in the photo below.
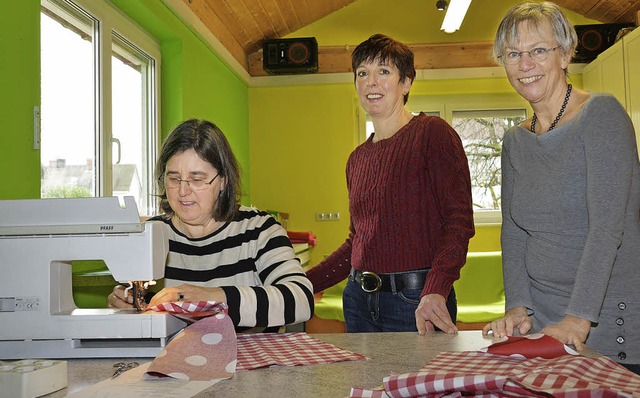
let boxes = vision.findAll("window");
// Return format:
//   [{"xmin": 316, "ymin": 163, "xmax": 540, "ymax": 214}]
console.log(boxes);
[
  {"xmin": 40, "ymin": 0, "xmax": 160, "ymax": 215},
  {"xmin": 453, "ymin": 109, "xmax": 526, "ymax": 211}
]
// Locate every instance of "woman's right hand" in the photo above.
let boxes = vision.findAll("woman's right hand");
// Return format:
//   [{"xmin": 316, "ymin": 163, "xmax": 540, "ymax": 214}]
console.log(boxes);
[
  {"xmin": 482, "ymin": 307, "xmax": 532, "ymax": 338},
  {"xmin": 107, "ymin": 285, "xmax": 135, "ymax": 309}
]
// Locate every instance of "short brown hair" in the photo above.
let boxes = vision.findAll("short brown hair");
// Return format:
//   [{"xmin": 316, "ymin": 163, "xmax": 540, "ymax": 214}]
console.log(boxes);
[{"xmin": 351, "ymin": 34, "xmax": 416, "ymax": 104}]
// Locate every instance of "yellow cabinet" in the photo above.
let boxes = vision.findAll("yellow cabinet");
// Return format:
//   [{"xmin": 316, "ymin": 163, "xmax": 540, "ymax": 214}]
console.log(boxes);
[
  {"xmin": 624, "ymin": 27, "xmax": 640, "ymax": 146},
  {"xmin": 583, "ymin": 27, "xmax": 640, "ymax": 149},
  {"xmin": 582, "ymin": 38, "xmax": 626, "ymax": 108}
]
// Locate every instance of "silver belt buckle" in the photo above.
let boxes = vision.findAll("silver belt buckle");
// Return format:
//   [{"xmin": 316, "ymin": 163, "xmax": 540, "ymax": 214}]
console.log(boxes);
[{"xmin": 360, "ymin": 271, "xmax": 382, "ymax": 293}]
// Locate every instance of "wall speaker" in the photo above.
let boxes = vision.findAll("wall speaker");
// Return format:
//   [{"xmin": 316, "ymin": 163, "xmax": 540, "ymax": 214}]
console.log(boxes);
[
  {"xmin": 263, "ymin": 37, "xmax": 318, "ymax": 75},
  {"xmin": 573, "ymin": 24, "xmax": 632, "ymax": 63}
]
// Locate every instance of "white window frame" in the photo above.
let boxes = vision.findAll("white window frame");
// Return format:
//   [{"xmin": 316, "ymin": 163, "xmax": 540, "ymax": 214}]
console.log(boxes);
[{"xmin": 41, "ymin": 0, "xmax": 161, "ymax": 215}]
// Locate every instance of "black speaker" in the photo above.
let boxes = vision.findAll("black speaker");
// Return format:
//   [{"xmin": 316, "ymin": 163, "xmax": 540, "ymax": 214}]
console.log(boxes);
[
  {"xmin": 573, "ymin": 24, "xmax": 632, "ymax": 63},
  {"xmin": 263, "ymin": 37, "xmax": 318, "ymax": 75}
]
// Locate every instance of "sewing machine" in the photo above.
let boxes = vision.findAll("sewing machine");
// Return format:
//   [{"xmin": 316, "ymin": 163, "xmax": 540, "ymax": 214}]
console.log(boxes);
[{"xmin": 0, "ymin": 197, "xmax": 186, "ymax": 359}]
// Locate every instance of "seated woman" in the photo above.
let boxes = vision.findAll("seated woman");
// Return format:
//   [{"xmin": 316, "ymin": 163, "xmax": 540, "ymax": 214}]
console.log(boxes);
[{"xmin": 108, "ymin": 119, "xmax": 314, "ymax": 332}]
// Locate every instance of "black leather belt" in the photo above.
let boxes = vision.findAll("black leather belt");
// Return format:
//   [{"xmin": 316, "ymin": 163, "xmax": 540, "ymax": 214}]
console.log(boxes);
[{"xmin": 350, "ymin": 269, "xmax": 428, "ymax": 293}]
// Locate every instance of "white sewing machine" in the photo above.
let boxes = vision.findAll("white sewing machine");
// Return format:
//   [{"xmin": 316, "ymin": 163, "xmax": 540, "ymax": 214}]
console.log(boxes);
[{"xmin": 0, "ymin": 196, "xmax": 186, "ymax": 359}]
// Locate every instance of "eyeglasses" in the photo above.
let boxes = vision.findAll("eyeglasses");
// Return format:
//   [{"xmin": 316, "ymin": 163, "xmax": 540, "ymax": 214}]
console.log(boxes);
[
  {"xmin": 163, "ymin": 174, "xmax": 219, "ymax": 190},
  {"xmin": 498, "ymin": 46, "xmax": 559, "ymax": 65}
]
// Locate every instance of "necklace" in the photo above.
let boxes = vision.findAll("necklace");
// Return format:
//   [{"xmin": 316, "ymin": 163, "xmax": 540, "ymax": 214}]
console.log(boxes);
[{"xmin": 531, "ymin": 83, "xmax": 572, "ymax": 134}]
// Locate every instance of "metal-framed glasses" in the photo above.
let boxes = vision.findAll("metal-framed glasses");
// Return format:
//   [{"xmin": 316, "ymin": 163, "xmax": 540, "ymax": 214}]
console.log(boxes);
[
  {"xmin": 499, "ymin": 46, "xmax": 559, "ymax": 65},
  {"xmin": 162, "ymin": 174, "xmax": 219, "ymax": 190}
]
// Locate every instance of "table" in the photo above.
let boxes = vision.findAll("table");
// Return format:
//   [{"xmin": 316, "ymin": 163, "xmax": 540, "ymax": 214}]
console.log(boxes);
[{"xmin": 50, "ymin": 331, "xmax": 594, "ymax": 397}]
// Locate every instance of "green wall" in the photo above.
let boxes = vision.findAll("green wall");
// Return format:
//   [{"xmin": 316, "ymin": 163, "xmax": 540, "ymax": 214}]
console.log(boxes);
[
  {"xmin": 112, "ymin": 0, "xmax": 251, "ymax": 202},
  {"xmin": 0, "ymin": 2, "xmax": 41, "ymax": 199},
  {"xmin": 0, "ymin": 0, "xmax": 250, "ymax": 202}
]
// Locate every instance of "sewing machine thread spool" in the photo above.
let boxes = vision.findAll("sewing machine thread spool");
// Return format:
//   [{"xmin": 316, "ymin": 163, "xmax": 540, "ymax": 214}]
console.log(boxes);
[{"xmin": 0, "ymin": 359, "xmax": 67, "ymax": 397}]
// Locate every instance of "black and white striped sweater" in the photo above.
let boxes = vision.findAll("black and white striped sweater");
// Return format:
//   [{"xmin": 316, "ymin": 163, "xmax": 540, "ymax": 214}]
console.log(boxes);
[{"xmin": 150, "ymin": 206, "xmax": 314, "ymax": 330}]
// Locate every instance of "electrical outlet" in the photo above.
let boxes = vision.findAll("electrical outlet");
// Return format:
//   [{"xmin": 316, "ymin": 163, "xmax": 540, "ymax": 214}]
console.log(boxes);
[{"xmin": 316, "ymin": 212, "xmax": 340, "ymax": 221}]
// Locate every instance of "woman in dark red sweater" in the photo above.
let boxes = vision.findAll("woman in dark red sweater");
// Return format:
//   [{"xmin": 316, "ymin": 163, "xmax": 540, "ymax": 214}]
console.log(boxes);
[{"xmin": 307, "ymin": 34, "xmax": 475, "ymax": 334}]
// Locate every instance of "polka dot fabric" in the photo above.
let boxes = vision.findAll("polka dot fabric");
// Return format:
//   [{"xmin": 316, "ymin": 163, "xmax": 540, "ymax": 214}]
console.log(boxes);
[{"xmin": 145, "ymin": 301, "xmax": 237, "ymax": 381}]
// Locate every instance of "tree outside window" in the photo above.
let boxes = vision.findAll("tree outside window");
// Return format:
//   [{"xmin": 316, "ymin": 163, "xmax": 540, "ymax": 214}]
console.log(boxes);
[{"xmin": 453, "ymin": 110, "xmax": 526, "ymax": 210}]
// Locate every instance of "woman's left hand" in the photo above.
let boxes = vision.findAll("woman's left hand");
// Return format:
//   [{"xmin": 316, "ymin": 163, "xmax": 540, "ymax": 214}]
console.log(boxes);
[
  {"xmin": 415, "ymin": 293, "xmax": 458, "ymax": 335},
  {"xmin": 540, "ymin": 315, "xmax": 591, "ymax": 352},
  {"xmin": 148, "ymin": 284, "xmax": 227, "ymax": 308}
]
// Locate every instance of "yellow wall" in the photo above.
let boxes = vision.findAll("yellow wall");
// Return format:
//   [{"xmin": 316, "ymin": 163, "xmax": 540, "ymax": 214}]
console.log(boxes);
[{"xmin": 249, "ymin": 84, "xmax": 355, "ymax": 263}]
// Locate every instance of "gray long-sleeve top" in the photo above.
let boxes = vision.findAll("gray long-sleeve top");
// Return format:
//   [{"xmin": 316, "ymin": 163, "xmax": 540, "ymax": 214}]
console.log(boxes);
[{"xmin": 501, "ymin": 93, "xmax": 640, "ymax": 364}]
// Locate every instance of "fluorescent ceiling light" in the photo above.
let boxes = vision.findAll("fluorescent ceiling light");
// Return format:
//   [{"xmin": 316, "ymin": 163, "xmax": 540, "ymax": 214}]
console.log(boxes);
[{"xmin": 441, "ymin": 0, "xmax": 472, "ymax": 33}]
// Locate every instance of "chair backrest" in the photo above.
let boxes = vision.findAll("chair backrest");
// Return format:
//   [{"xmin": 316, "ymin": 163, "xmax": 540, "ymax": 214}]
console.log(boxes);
[{"xmin": 453, "ymin": 251, "xmax": 505, "ymax": 323}]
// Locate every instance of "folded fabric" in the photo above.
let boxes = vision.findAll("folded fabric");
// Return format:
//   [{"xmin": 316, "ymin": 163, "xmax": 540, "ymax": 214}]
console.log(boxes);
[
  {"xmin": 145, "ymin": 301, "xmax": 237, "ymax": 381},
  {"xmin": 287, "ymin": 230, "xmax": 317, "ymax": 246},
  {"xmin": 236, "ymin": 332, "xmax": 366, "ymax": 370},
  {"xmin": 479, "ymin": 333, "xmax": 578, "ymax": 359},
  {"xmin": 144, "ymin": 302, "xmax": 365, "ymax": 381},
  {"xmin": 350, "ymin": 350, "xmax": 640, "ymax": 397}
]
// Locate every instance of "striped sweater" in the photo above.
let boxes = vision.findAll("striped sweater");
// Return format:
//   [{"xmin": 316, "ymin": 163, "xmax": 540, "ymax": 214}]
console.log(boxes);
[{"xmin": 150, "ymin": 206, "xmax": 314, "ymax": 330}]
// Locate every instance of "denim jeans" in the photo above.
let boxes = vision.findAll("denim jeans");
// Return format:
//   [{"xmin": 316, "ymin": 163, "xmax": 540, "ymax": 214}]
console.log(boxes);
[{"xmin": 342, "ymin": 269, "xmax": 457, "ymax": 333}]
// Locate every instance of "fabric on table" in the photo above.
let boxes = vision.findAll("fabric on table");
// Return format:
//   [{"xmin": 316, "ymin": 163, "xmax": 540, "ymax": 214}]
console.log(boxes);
[
  {"xmin": 143, "ymin": 302, "xmax": 365, "ymax": 381},
  {"xmin": 236, "ymin": 332, "xmax": 366, "ymax": 370},
  {"xmin": 350, "ymin": 335, "xmax": 640, "ymax": 397},
  {"xmin": 480, "ymin": 333, "xmax": 578, "ymax": 359},
  {"xmin": 144, "ymin": 301, "xmax": 237, "ymax": 381}
]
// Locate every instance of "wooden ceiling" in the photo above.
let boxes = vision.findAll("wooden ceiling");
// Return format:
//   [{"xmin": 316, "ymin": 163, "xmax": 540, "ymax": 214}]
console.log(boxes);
[{"xmin": 175, "ymin": 0, "xmax": 640, "ymax": 77}]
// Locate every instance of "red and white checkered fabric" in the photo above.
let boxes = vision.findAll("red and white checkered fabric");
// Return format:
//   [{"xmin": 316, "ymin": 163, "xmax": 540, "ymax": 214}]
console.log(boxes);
[
  {"xmin": 236, "ymin": 332, "xmax": 367, "ymax": 371},
  {"xmin": 147, "ymin": 300, "xmax": 227, "ymax": 317},
  {"xmin": 148, "ymin": 303, "xmax": 365, "ymax": 373},
  {"xmin": 350, "ymin": 351, "xmax": 640, "ymax": 397}
]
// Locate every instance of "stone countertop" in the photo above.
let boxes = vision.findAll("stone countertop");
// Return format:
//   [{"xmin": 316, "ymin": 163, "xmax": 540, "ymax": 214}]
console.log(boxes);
[{"xmin": 48, "ymin": 331, "xmax": 598, "ymax": 397}]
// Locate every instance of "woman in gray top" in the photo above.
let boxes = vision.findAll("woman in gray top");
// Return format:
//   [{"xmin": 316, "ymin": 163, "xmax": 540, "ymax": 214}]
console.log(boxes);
[{"xmin": 483, "ymin": 2, "xmax": 639, "ymax": 373}]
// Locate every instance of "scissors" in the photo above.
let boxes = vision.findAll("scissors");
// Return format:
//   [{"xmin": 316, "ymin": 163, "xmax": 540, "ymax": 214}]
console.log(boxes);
[{"xmin": 111, "ymin": 361, "xmax": 139, "ymax": 378}]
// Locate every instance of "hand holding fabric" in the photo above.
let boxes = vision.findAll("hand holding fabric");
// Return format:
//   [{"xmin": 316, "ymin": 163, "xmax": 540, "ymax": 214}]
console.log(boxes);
[
  {"xmin": 540, "ymin": 315, "xmax": 591, "ymax": 352},
  {"xmin": 415, "ymin": 293, "xmax": 458, "ymax": 334},
  {"xmin": 148, "ymin": 284, "xmax": 227, "ymax": 308},
  {"xmin": 482, "ymin": 307, "xmax": 532, "ymax": 338}
]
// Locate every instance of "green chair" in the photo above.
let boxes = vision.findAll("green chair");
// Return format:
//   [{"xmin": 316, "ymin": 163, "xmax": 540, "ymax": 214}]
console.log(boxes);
[{"xmin": 453, "ymin": 251, "xmax": 505, "ymax": 324}]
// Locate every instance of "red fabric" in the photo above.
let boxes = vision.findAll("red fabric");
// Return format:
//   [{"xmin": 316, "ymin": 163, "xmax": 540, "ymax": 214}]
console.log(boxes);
[
  {"xmin": 307, "ymin": 114, "xmax": 475, "ymax": 299},
  {"xmin": 287, "ymin": 230, "xmax": 317, "ymax": 246},
  {"xmin": 236, "ymin": 332, "xmax": 366, "ymax": 370},
  {"xmin": 350, "ymin": 351, "xmax": 640, "ymax": 397},
  {"xmin": 481, "ymin": 334, "xmax": 579, "ymax": 359}
]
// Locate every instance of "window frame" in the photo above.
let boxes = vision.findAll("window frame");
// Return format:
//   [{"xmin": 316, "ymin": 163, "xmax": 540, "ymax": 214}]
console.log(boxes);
[{"xmin": 41, "ymin": 0, "xmax": 161, "ymax": 215}]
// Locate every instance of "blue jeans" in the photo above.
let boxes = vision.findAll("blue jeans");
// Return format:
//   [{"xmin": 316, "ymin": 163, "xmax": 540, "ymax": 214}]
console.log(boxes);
[{"xmin": 342, "ymin": 270, "xmax": 457, "ymax": 332}]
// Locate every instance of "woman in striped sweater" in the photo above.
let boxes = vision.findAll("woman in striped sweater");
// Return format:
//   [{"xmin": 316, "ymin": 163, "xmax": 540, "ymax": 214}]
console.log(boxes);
[{"xmin": 109, "ymin": 119, "xmax": 313, "ymax": 332}]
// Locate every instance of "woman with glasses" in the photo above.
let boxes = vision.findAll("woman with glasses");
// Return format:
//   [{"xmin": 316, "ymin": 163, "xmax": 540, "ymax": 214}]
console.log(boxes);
[
  {"xmin": 307, "ymin": 34, "xmax": 475, "ymax": 334},
  {"xmin": 108, "ymin": 119, "xmax": 313, "ymax": 332},
  {"xmin": 483, "ymin": 2, "xmax": 639, "ymax": 373}
]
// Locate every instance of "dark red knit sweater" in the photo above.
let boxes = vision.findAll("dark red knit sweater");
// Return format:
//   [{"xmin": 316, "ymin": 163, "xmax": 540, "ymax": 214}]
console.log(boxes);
[{"xmin": 307, "ymin": 113, "xmax": 475, "ymax": 299}]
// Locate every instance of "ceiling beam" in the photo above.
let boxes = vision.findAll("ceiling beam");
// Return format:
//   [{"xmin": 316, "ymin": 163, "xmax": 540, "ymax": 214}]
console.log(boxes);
[{"xmin": 248, "ymin": 41, "xmax": 497, "ymax": 76}]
